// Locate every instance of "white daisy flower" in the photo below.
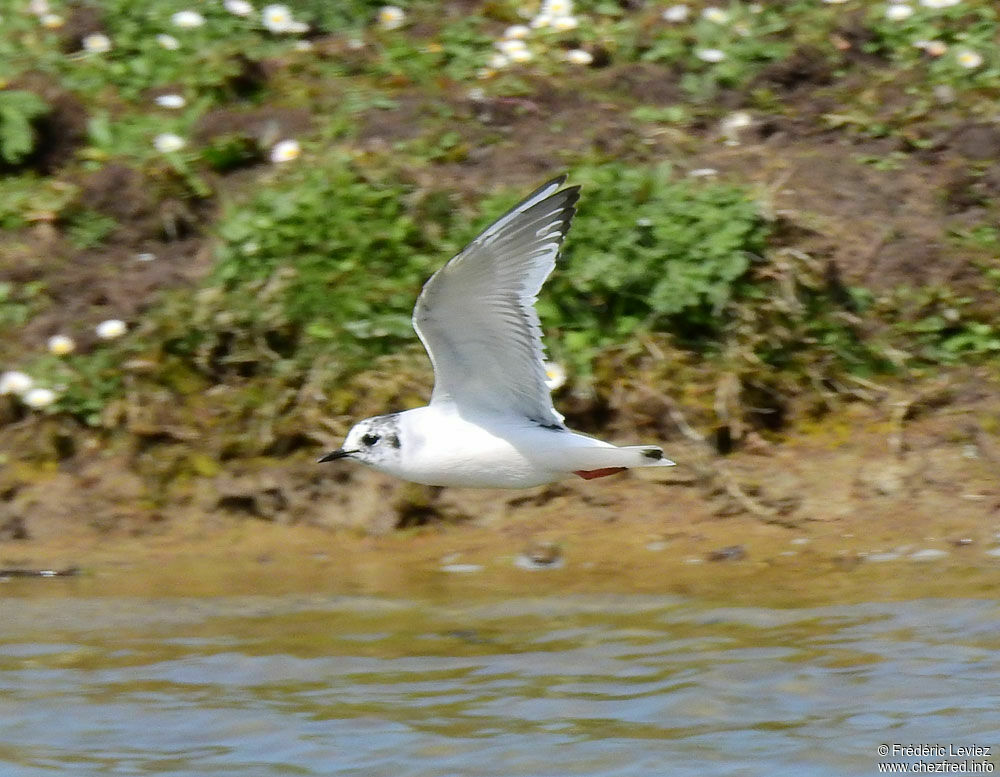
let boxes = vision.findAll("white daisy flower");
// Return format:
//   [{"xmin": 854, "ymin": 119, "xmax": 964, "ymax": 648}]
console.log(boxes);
[
  {"xmin": 269, "ymin": 139, "xmax": 301, "ymax": 163},
  {"xmin": 496, "ymin": 37, "xmax": 528, "ymax": 56},
  {"xmin": 377, "ymin": 5, "xmax": 405, "ymax": 30},
  {"xmin": 47, "ymin": 334, "xmax": 75, "ymax": 356},
  {"xmin": 543, "ymin": 362, "xmax": 566, "ymax": 391},
  {"xmin": 701, "ymin": 7, "xmax": 729, "ymax": 23},
  {"xmin": 261, "ymin": 4, "xmax": 295, "ymax": 33},
  {"xmin": 721, "ymin": 110, "xmax": 752, "ymax": 144},
  {"xmin": 696, "ymin": 48, "xmax": 726, "ymax": 62},
  {"xmin": 29, "ymin": 0, "xmax": 50, "ymax": 15},
  {"xmin": 82, "ymin": 33, "xmax": 112, "ymax": 53},
  {"xmin": 157, "ymin": 33, "xmax": 180, "ymax": 49},
  {"xmin": 564, "ymin": 48, "xmax": 593, "ymax": 65},
  {"xmin": 542, "ymin": 0, "xmax": 573, "ymax": 16},
  {"xmin": 530, "ymin": 13, "xmax": 552, "ymax": 29},
  {"xmin": 23, "ymin": 387, "xmax": 57, "ymax": 410},
  {"xmin": 489, "ymin": 52, "xmax": 510, "ymax": 69},
  {"xmin": 95, "ymin": 319, "xmax": 127, "ymax": 340},
  {"xmin": 885, "ymin": 4, "xmax": 913, "ymax": 20},
  {"xmin": 508, "ymin": 47, "xmax": 533, "ymax": 64},
  {"xmin": 955, "ymin": 48, "xmax": 983, "ymax": 68},
  {"xmin": 0, "ymin": 371, "xmax": 33, "ymax": 396},
  {"xmin": 688, "ymin": 167, "xmax": 719, "ymax": 177},
  {"xmin": 663, "ymin": 5, "xmax": 689, "ymax": 22},
  {"xmin": 224, "ymin": 0, "xmax": 255, "ymax": 16},
  {"xmin": 40, "ymin": 13, "xmax": 64, "ymax": 28},
  {"xmin": 155, "ymin": 94, "xmax": 186, "ymax": 108},
  {"xmin": 154, "ymin": 133, "xmax": 185, "ymax": 153},
  {"xmin": 551, "ymin": 15, "xmax": 578, "ymax": 31},
  {"xmin": 723, "ymin": 111, "xmax": 752, "ymax": 130},
  {"xmin": 135, "ymin": 252, "xmax": 157, "ymax": 262},
  {"xmin": 920, "ymin": 0, "xmax": 961, "ymax": 7},
  {"xmin": 504, "ymin": 24, "xmax": 530, "ymax": 40},
  {"xmin": 171, "ymin": 10, "xmax": 205, "ymax": 28}
]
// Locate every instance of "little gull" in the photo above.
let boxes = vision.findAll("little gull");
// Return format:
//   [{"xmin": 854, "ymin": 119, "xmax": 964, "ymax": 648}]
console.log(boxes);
[{"xmin": 320, "ymin": 176, "xmax": 675, "ymax": 488}]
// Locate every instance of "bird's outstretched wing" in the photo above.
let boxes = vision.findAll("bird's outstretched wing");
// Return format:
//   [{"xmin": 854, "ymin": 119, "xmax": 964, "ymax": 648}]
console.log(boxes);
[{"xmin": 412, "ymin": 176, "xmax": 579, "ymax": 425}]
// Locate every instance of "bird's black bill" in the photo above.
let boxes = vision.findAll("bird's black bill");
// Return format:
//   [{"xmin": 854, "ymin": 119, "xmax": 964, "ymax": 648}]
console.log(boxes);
[{"xmin": 318, "ymin": 449, "xmax": 355, "ymax": 463}]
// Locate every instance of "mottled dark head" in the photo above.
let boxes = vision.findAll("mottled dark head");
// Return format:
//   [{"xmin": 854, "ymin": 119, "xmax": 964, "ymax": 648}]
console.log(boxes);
[{"xmin": 319, "ymin": 414, "xmax": 402, "ymax": 467}]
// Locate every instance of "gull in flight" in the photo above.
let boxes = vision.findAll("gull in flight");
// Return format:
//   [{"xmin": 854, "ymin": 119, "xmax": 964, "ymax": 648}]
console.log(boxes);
[{"xmin": 320, "ymin": 176, "xmax": 675, "ymax": 488}]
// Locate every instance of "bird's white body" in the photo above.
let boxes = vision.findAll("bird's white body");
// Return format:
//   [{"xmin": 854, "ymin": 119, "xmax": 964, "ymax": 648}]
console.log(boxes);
[
  {"xmin": 372, "ymin": 405, "xmax": 655, "ymax": 488},
  {"xmin": 320, "ymin": 176, "xmax": 675, "ymax": 488}
]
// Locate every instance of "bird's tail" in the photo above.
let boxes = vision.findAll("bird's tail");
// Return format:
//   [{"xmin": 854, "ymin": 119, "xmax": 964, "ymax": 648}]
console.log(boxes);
[{"xmin": 561, "ymin": 444, "xmax": 675, "ymax": 473}]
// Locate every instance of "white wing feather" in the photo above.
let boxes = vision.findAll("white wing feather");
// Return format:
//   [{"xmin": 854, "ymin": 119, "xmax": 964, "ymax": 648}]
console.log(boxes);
[{"xmin": 412, "ymin": 177, "xmax": 580, "ymax": 425}]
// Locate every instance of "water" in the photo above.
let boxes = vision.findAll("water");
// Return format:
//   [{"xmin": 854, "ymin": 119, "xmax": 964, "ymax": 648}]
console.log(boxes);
[{"xmin": 1, "ymin": 590, "xmax": 998, "ymax": 776}]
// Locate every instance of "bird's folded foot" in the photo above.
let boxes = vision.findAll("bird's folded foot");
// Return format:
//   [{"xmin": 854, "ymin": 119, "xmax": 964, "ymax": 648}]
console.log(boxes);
[{"xmin": 573, "ymin": 467, "xmax": 627, "ymax": 480}]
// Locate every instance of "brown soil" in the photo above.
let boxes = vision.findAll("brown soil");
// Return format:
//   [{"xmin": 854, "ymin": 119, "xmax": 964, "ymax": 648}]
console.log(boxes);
[{"xmin": 193, "ymin": 105, "xmax": 313, "ymax": 148}]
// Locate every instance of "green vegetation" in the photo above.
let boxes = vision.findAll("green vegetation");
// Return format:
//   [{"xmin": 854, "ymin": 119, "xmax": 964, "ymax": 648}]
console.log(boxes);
[
  {"xmin": 0, "ymin": 90, "xmax": 50, "ymax": 165},
  {"xmin": 140, "ymin": 161, "xmax": 773, "ymax": 387},
  {"xmin": 0, "ymin": 281, "xmax": 47, "ymax": 332},
  {"xmin": 538, "ymin": 163, "xmax": 767, "ymax": 344},
  {"xmin": 1, "ymin": 0, "xmax": 1000, "ymax": 445},
  {"xmin": 0, "ymin": 175, "xmax": 76, "ymax": 230},
  {"xmin": 65, "ymin": 208, "xmax": 117, "ymax": 249},
  {"xmin": 198, "ymin": 159, "xmax": 439, "ymax": 370}
]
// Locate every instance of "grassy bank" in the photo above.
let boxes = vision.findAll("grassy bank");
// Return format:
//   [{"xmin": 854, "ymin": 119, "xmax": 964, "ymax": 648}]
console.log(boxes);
[{"xmin": 1, "ymin": 0, "xmax": 999, "ymax": 545}]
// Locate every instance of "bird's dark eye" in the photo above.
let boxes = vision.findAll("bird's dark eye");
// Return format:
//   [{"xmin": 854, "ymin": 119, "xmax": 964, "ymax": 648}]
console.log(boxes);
[{"xmin": 361, "ymin": 433, "xmax": 380, "ymax": 446}]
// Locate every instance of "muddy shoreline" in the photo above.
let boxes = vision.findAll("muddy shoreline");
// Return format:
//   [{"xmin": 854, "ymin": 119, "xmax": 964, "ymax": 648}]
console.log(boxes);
[{"xmin": 5, "ymin": 391, "xmax": 998, "ymax": 607}]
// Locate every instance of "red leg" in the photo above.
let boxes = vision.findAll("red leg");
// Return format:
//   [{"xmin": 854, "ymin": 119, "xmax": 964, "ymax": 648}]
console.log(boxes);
[{"xmin": 573, "ymin": 467, "xmax": 627, "ymax": 480}]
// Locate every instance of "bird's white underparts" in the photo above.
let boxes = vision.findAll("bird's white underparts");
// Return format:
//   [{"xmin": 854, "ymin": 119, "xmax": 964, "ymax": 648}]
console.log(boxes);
[{"xmin": 319, "ymin": 176, "xmax": 675, "ymax": 488}]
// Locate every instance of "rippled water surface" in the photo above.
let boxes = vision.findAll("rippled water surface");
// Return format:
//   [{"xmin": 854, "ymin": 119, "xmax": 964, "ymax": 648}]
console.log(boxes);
[{"xmin": 1, "ymin": 589, "xmax": 998, "ymax": 776}]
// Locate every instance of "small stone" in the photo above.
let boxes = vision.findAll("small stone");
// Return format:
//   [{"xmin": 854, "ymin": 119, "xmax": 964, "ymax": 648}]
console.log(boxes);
[
  {"xmin": 515, "ymin": 542, "xmax": 563, "ymax": 570},
  {"xmin": 707, "ymin": 545, "xmax": 746, "ymax": 562}
]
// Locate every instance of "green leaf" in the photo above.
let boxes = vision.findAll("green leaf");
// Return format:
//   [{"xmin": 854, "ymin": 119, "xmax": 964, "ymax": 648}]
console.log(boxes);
[{"xmin": 0, "ymin": 90, "xmax": 50, "ymax": 164}]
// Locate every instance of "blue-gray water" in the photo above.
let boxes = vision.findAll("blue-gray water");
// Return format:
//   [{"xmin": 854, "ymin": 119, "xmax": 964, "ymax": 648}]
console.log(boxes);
[{"xmin": 1, "ymin": 592, "xmax": 997, "ymax": 776}]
